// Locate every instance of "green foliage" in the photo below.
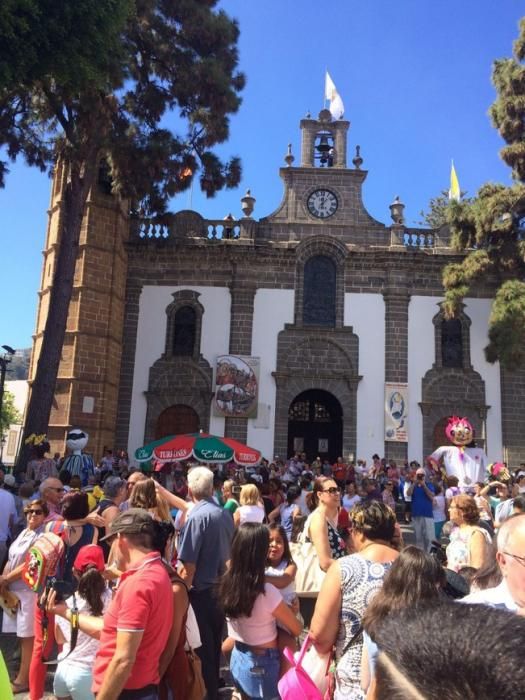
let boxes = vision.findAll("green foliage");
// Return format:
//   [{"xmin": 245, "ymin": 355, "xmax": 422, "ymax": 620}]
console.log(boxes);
[
  {"xmin": 490, "ymin": 17, "xmax": 525, "ymax": 181},
  {"xmin": 0, "ymin": 1, "xmax": 246, "ymax": 468},
  {"xmin": 443, "ymin": 17, "xmax": 525, "ymax": 368},
  {"xmin": 1, "ymin": 390, "xmax": 20, "ymax": 433},
  {"xmin": 418, "ymin": 190, "xmax": 471, "ymax": 229},
  {"xmin": 418, "ymin": 191, "xmax": 450, "ymax": 228},
  {"xmin": 486, "ymin": 280, "xmax": 525, "ymax": 367},
  {"xmin": 0, "ymin": 0, "xmax": 245, "ymax": 206}
]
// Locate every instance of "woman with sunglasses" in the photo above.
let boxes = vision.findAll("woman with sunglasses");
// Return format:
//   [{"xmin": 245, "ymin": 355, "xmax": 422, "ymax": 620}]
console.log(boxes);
[
  {"xmin": 310, "ymin": 501, "xmax": 399, "ymax": 700},
  {"xmin": 305, "ymin": 477, "xmax": 347, "ymax": 572},
  {"xmin": 0, "ymin": 499, "xmax": 48, "ymax": 694}
]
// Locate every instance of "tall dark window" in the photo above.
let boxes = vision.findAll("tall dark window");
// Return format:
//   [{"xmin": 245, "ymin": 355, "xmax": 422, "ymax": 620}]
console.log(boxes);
[
  {"xmin": 173, "ymin": 306, "xmax": 196, "ymax": 356},
  {"xmin": 441, "ymin": 318, "xmax": 463, "ymax": 368},
  {"xmin": 303, "ymin": 255, "xmax": 336, "ymax": 326}
]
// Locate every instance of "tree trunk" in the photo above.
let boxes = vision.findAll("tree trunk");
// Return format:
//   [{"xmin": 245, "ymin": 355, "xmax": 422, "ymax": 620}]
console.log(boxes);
[{"xmin": 16, "ymin": 158, "xmax": 98, "ymax": 474}]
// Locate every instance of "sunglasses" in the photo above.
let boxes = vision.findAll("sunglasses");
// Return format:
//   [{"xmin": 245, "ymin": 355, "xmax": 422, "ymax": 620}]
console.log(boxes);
[
  {"xmin": 49, "ymin": 487, "xmax": 65, "ymax": 493},
  {"xmin": 25, "ymin": 509, "xmax": 44, "ymax": 516},
  {"xmin": 322, "ymin": 487, "xmax": 341, "ymax": 495}
]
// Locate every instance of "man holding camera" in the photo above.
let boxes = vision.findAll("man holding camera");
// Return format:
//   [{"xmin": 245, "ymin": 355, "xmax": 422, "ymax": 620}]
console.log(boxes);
[
  {"xmin": 48, "ymin": 509, "xmax": 173, "ymax": 700},
  {"xmin": 408, "ymin": 467, "xmax": 435, "ymax": 552}
]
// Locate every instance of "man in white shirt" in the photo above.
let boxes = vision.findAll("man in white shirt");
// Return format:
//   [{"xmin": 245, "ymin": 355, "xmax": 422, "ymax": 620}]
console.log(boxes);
[
  {"xmin": 463, "ymin": 513, "xmax": 525, "ymax": 612},
  {"xmin": 0, "ymin": 482, "xmax": 17, "ymax": 566}
]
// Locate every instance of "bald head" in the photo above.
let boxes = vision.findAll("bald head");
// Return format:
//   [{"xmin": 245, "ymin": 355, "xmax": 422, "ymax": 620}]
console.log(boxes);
[
  {"xmin": 497, "ymin": 513, "xmax": 525, "ymax": 552},
  {"xmin": 126, "ymin": 470, "xmax": 147, "ymax": 496}
]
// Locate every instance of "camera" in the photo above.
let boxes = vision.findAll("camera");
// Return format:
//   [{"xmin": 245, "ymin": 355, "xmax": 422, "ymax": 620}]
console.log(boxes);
[{"xmin": 50, "ymin": 579, "xmax": 77, "ymax": 602}]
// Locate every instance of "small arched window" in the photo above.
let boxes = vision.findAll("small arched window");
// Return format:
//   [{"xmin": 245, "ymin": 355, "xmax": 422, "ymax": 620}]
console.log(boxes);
[
  {"xmin": 441, "ymin": 318, "xmax": 463, "ymax": 368},
  {"xmin": 303, "ymin": 255, "xmax": 336, "ymax": 326},
  {"xmin": 173, "ymin": 306, "xmax": 196, "ymax": 356}
]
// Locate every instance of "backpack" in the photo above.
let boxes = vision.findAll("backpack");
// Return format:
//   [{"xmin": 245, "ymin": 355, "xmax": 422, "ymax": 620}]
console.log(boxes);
[{"xmin": 22, "ymin": 528, "xmax": 65, "ymax": 594}]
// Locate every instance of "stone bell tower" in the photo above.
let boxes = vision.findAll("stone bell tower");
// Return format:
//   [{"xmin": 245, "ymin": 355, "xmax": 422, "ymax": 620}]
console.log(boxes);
[
  {"xmin": 29, "ymin": 161, "xmax": 130, "ymax": 459},
  {"xmin": 299, "ymin": 108, "xmax": 349, "ymax": 168}
]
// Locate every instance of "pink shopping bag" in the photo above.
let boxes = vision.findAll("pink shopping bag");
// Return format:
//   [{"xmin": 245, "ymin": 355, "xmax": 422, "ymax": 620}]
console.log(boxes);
[{"xmin": 278, "ymin": 634, "xmax": 325, "ymax": 700}]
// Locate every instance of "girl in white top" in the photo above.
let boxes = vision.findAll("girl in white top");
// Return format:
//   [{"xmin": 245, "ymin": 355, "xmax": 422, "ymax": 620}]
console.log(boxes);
[
  {"xmin": 265, "ymin": 523, "xmax": 299, "ymax": 675},
  {"xmin": 233, "ymin": 483, "xmax": 266, "ymax": 526},
  {"xmin": 53, "ymin": 544, "xmax": 111, "ymax": 700},
  {"xmin": 218, "ymin": 523, "xmax": 302, "ymax": 699}
]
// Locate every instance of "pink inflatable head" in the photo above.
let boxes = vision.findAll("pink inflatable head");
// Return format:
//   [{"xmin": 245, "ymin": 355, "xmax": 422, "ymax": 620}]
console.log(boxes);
[{"xmin": 445, "ymin": 416, "xmax": 473, "ymax": 447}]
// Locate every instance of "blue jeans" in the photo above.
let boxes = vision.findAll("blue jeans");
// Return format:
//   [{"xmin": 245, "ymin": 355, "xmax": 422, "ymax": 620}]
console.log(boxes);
[
  {"xmin": 230, "ymin": 643, "xmax": 280, "ymax": 699},
  {"xmin": 54, "ymin": 663, "xmax": 94, "ymax": 699}
]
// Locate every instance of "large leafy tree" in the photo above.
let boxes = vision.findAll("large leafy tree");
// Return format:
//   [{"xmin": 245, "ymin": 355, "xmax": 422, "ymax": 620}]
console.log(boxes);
[
  {"xmin": 443, "ymin": 18, "xmax": 525, "ymax": 369},
  {"xmin": 1, "ymin": 390, "xmax": 21, "ymax": 436},
  {"xmin": 0, "ymin": 0, "xmax": 244, "ymax": 469}
]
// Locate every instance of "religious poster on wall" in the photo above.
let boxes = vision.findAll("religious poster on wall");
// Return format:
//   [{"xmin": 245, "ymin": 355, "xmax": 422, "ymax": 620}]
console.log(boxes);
[
  {"xmin": 384, "ymin": 383, "xmax": 408, "ymax": 442},
  {"xmin": 214, "ymin": 355, "xmax": 260, "ymax": 418},
  {"xmin": 293, "ymin": 437, "xmax": 304, "ymax": 452}
]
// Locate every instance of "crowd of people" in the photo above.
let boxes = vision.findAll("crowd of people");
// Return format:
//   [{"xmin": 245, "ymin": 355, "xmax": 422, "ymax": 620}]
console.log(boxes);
[{"xmin": 1, "ymin": 445, "xmax": 525, "ymax": 699}]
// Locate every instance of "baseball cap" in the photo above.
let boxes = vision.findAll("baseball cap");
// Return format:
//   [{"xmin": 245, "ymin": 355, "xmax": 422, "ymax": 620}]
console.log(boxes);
[
  {"xmin": 100, "ymin": 508, "xmax": 156, "ymax": 541},
  {"xmin": 73, "ymin": 544, "xmax": 105, "ymax": 573},
  {"xmin": 416, "ymin": 468, "xmax": 426, "ymax": 476},
  {"xmin": 3, "ymin": 474, "xmax": 16, "ymax": 487}
]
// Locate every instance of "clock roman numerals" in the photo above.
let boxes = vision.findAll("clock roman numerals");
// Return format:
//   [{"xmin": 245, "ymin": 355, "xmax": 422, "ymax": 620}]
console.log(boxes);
[{"xmin": 307, "ymin": 189, "xmax": 338, "ymax": 219}]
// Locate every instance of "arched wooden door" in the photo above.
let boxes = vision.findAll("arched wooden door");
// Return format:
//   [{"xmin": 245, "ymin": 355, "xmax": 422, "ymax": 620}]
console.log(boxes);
[
  {"xmin": 287, "ymin": 389, "xmax": 343, "ymax": 462},
  {"xmin": 155, "ymin": 404, "xmax": 199, "ymax": 439}
]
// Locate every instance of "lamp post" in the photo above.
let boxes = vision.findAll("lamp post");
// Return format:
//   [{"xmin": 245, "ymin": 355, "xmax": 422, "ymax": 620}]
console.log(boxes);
[{"xmin": 0, "ymin": 345, "xmax": 15, "ymax": 460}]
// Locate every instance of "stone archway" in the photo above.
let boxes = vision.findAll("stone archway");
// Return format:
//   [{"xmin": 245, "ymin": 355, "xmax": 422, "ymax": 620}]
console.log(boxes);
[
  {"xmin": 288, "ymin": 389, "xmax": 343, "ymax": 462},
  {"xmin": 144, "ymin": 356, "xmax": 212, "ymax": 444},
  {"xmin": 273, "ymin": 327, "xmax": 361, "ymax": 461},
  {"xmin": 155, "ymin": 404, "xmax": 199, "ymax": 439},
  {"xmin": 420, "ymin": 368, "xmax": 487, "ymax": 457}
]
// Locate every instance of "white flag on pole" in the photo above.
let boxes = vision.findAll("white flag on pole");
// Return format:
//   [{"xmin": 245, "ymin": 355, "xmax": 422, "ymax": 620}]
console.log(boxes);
[
  {"xmin": 324, "ymin": 71, "xmax": 344, "ymax": 120},
  {"xmin": 325, "ymin": 72, "xmax": 336, "ymax": 101}
]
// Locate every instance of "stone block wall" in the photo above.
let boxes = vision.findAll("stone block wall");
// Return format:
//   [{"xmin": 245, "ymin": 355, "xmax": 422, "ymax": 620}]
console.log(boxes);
[{"xmin": 30, "ymin": 175, "xmax": 129, "ymax": 459}]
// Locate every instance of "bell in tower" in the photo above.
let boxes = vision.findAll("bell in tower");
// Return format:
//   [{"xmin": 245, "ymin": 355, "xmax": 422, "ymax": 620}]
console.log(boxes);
[{"xmin": 300, "ymin": 109, "xmax": 350, "ymax": 169}]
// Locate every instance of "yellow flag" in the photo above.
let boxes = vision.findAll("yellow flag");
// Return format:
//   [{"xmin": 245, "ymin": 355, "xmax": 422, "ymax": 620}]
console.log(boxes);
[{"xmin": 449, "ymin": 161, "xmax": 460, "ymax": 201}]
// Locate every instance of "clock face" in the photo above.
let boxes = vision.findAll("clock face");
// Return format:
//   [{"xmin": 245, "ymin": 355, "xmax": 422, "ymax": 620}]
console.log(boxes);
[{"xmin": 307, "ymin": 189, "xmax": 338, "ymax": 219}]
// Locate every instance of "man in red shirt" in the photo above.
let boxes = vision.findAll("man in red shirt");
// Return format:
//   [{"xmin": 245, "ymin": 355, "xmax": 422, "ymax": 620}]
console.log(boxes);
[
  {"xmin": 49, "ymin": 509, "xmax": 173, "ymax": 700},
  {"xmin": 332, "ymin": 456, "xmax": 348, "ymax": 488}
]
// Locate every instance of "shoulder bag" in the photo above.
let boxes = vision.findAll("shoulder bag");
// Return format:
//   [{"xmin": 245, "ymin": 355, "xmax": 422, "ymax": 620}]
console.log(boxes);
[{"xmin": 289, "ymin": 519, "xmax": 326, "ymax": 597}]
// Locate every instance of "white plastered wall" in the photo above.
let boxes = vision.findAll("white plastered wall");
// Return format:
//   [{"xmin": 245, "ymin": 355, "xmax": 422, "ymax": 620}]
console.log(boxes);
[
  {"xmin": 247, "ymin": 289, "xmax": 295, "ymax": 460},
  {"xmin": 345, "ymin": 293, "xmax": 385, "ymax": 462},
  {"xmin": 408, "ymin": 296, "xmax": 502, "ymax": 462},
  {"xmin": 127, "ymin": 286, "xmax": 231, "ymax": 460}
]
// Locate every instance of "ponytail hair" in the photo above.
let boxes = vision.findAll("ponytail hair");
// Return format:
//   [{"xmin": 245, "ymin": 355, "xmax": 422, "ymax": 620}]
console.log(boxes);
[
  {"xmin": 306, "ymin": 476, "xmax": 331, "ymax": 512},
  {"xmin": 77, "ymin": 566, "xmax": 106, "ymax": 616}
]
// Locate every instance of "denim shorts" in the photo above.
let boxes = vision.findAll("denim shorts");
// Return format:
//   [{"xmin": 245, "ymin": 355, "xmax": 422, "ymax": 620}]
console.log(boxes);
[
  {"xmin": 54, "ymin": 663, "xmax": 94, "ymax": 700},
  {"xmin": 230, "ymin": 643, "xmax": 280, "ymax": 699}
]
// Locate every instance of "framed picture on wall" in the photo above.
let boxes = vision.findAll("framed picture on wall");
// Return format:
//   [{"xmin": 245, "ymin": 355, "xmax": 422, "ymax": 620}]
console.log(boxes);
[{"xmin": 293, "ymin": 437, "xmax": 304, "ymax": 452}]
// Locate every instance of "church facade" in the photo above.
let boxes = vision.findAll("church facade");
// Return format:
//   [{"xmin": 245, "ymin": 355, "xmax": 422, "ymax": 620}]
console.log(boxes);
[{"xmin": 32, "ymin": 111, "xmax": 525, "ymax": 466}]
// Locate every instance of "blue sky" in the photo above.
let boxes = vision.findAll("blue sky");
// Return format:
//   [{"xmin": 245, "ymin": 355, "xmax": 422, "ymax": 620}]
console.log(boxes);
[{"xmin": 0, "ymin": 0, "xmax": 523, "ymax": 349}]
